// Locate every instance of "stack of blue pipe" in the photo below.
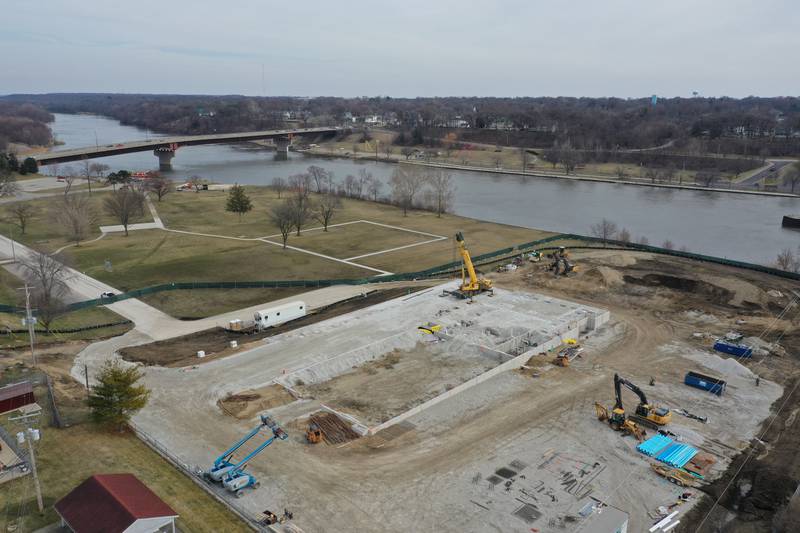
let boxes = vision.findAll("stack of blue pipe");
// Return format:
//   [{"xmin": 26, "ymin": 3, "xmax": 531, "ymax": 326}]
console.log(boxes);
[
  {"xmin": 655, "ymin": 443, "xmax": 698, "ymax": 468},
  {"xmin": 636, "ymin": 434, "xmax": 672, "ymax": 456}
]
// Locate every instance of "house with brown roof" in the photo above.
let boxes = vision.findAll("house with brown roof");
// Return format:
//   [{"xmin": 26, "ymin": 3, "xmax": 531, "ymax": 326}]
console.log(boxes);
[{"xmin": 55, "ymin": 473, "xmax": 178, "ymax": 533}]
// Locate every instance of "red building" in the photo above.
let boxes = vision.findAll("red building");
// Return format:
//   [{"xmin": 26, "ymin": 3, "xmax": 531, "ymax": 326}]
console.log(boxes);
[
  {"xmin": 0, "ymin": 381, "xmax": 35, "ymax": 415},
  {"xmin": 55, "ymin": 473, "xmax": 178, "ymax": 533}
]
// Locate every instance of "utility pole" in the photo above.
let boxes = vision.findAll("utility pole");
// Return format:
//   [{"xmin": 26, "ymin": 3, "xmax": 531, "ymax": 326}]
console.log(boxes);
[
  {"xmin": 17, "ymin": 428, "xmax": 44, "ymax": 513},
  {"xmin": 19, "ymin": 284, "xmax": 37, "ymax": 367}
]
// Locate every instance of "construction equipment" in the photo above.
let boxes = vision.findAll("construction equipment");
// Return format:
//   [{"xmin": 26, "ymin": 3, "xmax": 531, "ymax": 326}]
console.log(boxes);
[
  {"xmin": 418, "ymin": 323, "xmax": 443, "ymax": 336},
  {"xmin": 594, "ymin": 402, "xmax": 646, "ymax": 441},
  {"xmin": 206, "ymin": 414, "xmax": 288, "ymax": 497},
  {"xmin": 447, "ymin": 232, "xmax": 493, "ymax": 299},
  {"xmin": 306, "ymin": 422, "xmax": 322, "ymax": 444},
  {"xmin": 650, "ymin": 463, "xmax": 696, "ymax": 487},
  {"xmin": 548, "ymin": 247, "xmax": 576, "ymax": 277},
  {"xmin": 613, "ymin": 373, "xmax": 672, "ymax": 428},
  {"xmin": 553, "ymin": 342, "xmax": 583, "ymax": 367}
]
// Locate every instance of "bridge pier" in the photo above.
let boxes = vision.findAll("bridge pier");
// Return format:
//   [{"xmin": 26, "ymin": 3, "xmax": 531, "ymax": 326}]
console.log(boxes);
[
  {"xmin": 274, "ymin": 135, "xmax": 291, "ymax": 161},
  {"xmin": 154, "ymin": 147, "xmax": 176, "ymax": 171}
]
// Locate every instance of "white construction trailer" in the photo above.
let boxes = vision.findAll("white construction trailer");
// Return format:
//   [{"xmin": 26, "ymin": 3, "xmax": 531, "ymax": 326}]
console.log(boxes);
[{"xmin": 253, "ymin": 301, "xmax": 306, "ymax": 330}]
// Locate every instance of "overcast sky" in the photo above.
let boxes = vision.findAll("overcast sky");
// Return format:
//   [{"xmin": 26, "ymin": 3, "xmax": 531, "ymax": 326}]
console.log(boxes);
[{"xmin": 3, "ymin": 0, "xmax": 798, "ymax": 98}]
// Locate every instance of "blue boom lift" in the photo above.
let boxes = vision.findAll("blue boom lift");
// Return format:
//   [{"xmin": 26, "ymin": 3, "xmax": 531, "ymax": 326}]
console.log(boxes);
[{"xmin": 205, "ymin": 414, "xmax": 288, "ymax": 497}]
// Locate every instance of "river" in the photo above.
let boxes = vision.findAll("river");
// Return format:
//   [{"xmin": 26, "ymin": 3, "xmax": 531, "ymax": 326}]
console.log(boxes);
[{"xmin": 48, "ymin": 113, "xmax": 799, "ymax": 264}]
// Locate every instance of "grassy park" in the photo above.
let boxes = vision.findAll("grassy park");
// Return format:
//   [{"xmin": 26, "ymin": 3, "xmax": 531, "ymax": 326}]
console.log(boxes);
[
  {"xmin": 0, "ymin": 380, "xmax": 250, "ymax": 533},
  {"xmin": 0, "ymin": 184, "xmax": 553, "ymax": 319}
]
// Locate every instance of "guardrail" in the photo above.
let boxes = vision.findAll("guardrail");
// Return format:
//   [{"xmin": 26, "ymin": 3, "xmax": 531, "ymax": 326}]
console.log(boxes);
[{"xmin": 0, "ymin": 233, "xmax": 795, "ymax": 316}]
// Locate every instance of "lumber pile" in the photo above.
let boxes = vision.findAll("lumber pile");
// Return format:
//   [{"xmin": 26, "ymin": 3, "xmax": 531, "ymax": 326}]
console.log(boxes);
[{"xmin": 309, "ymin": 412, "xmax": 360, "ymax": 445}]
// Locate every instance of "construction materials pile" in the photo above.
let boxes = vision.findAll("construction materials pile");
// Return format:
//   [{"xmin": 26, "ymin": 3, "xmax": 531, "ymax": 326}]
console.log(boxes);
[
  {"xmin": 637, "ymin": 435, "xmax": 698, "ymax": 468},
  {"xmin": 309, "ymin": 412, "xmax": 360, "ymax": 445}
]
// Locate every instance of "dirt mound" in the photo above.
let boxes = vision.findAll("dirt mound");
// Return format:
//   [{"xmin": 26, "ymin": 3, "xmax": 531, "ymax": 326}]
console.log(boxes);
[
  {"xmin": 218, "ymin": 384, "xmax": 295, "ymax": 420},
  {"xmin": 623, "ymin": 273, "xmax": 736, "ymax": 305},
  {"xmin": 582, "ymin": 266, "xmax": 624, "ymax": 287}
]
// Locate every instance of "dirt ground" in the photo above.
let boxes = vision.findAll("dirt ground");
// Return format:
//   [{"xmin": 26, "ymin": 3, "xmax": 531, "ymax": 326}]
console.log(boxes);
[
  {"xmin": 296, "ymin": 341, "xmax": 498, "ymax": 425},
  {"xmin": 61, "ymin": 248, "xmax": 800, "ymax": 532},
  {"xmin": 489, "ymin": 249, "xmax": 800, "ymax": 532},
  {"xmin": 119, "ymin": 287, "xmax": 423, "ymax": 367},
  {"xmin": 218, "ymin": 384, "xmax": 296, "ymax": 420}
]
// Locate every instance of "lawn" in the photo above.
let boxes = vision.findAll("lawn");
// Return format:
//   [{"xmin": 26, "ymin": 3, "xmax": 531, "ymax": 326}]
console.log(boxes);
[
  {"xmin": 0, "ymin": 191, "xmax": 152, "ymax": 253},
  {"xmin": 139, "ymin": 287, "xmax": 308, "ymax": 319},
  {"xmin": 0, "ymin": 268, "xmax": 131, "ymax": 348},
  {"xmin": 292, "ymin": 221, "xmax": 435, "ymax": 259},
  {"xmin": 65, "ymin": 231, "xmax": 370, "ymax": 292},
  {"xmin": 0, "ymin": 385, "xmax": 250, "ymax": 533}
]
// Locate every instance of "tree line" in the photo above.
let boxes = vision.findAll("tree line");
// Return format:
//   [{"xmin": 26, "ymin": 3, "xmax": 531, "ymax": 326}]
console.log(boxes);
[{"xmin": 224, "ymin": 165, "xmax": 456, "ymax": 249}]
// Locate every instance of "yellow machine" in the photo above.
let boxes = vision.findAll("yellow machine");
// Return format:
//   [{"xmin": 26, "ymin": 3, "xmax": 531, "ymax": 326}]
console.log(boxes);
[
  {"xmin": 450, "ymin": 232, "xmax": 493, "ymax": 299},
  {"xmin": 418, "ymin": 323, "xmax": 443, "ymax": 335},
  {"xmin": 594, "ymin": 402, "xmax": 646, "ymax": 441},
  {"xmin": 613, "ymin": 373, "xmax": 672, "ymax": 428},
  {"xmin": 306, "ymin": 423, "xmax": 322, "ymax": 444},
  {"xmin": 650, "ymin": 463, "xmax": 696, "ymax": 488}
]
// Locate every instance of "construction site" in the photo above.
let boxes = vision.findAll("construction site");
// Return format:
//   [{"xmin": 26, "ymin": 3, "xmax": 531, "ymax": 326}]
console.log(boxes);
[{"xmin": 88, "ymin": 234, "xmax": 799, "ymax": 533}]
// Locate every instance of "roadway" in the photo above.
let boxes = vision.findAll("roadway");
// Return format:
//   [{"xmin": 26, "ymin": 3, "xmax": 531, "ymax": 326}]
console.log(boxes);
[
  {"xmin": 737, "ymin": 159, "xmax": 794, "ymax": 189},
  {"xmin": 33, "ymin": 127, "xmax": 339, "ymax": 166}
]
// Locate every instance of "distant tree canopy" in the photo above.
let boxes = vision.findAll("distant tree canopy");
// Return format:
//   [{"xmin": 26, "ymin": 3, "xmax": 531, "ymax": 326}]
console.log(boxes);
[{"xmin": 5, "ymin": 93, "xmax": 800, "ymax": 157}]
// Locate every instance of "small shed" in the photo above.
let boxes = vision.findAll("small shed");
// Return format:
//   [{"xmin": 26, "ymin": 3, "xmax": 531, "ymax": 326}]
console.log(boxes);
[
  {"xmin": 0, "ymin": 381, "xmax": 35, "ymax": 416},
  {"xmin": 55, "ymin": 473, "xmax": 178, "ymax": 533}
]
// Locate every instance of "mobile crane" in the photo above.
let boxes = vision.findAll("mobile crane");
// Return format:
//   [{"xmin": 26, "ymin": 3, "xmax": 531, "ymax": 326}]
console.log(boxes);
[
  {"xmin": 447, "ymin": 232, "xmax": 493, "ymax": 299},
  {"xmin": 205, "ymin": 414, "xmax": 288, "ymax": 497},
  {"xmin": 612, "ymin": 373, "xmax": 672, "ymax": 428}
]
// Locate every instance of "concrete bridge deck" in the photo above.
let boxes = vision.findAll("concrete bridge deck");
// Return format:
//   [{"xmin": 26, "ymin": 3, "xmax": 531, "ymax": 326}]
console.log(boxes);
[{"xmin": 34, "ymin": 126, "xmax": 339, "ymax": 167}]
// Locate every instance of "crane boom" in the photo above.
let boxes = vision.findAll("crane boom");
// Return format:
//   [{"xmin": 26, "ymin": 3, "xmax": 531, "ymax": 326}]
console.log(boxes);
[{"xmin": 455, "ymin": 232, "xmax": 480, "ymax": 290}]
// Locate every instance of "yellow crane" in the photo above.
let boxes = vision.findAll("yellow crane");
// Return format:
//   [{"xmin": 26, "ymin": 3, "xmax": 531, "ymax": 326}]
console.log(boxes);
[{"xmin": 451, "ymin": 232, "xmax": 493, "ymax": 299}]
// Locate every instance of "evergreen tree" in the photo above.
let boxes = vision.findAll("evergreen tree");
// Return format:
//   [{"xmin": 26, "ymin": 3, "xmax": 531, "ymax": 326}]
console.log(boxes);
[
  {"xmin": 87, "ymin": 360, "xmax": 150, "ymax": 431},
  {"xmin": 225, "ymin": 183, "xmax": 253, "ymax": 220},
  {"xmin": 21, "ymin": 157, "xmax": 38, "ymax": 174}
]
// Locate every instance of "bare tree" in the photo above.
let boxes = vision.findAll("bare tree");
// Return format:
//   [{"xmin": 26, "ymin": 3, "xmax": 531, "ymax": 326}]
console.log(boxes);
[
  {"xmin": 21, "ymin": 250, "xmax": 70, "ymax": 332},
  {"xmin": 618, "ymin": 228, "xmax": 631, "ymax": 243},
  {"xmin": 146, "ymin": 175, "xmax": 172, "ymax": 201},
  {"xmin": 54, "ymin": 194, "xmax": 96, "ymax": 246},
  {"xmin": 269, "ymin": 201, "xmax": 295, "ymax": 249},
  {"xmin": 782, "ymin": 162, "xmax": 800, "ymax": 194},
  {"xmin": 615, "ymin": 166, "xmax": 626, "ymax": 179},
  {"xmin": 271, "ymin": 177, "xmax": 287, "ymax": 198},
  {"xmin": 307, "ymin": 165, "xmax": 330, "ymax": 193},
  {"xmin": 559, "ymin": 142, "xmax": 580, "ymax": 174},
  {"xmin": 0, "ymin": 163, "xmax": 18, "ymax": 196},
  {"xmin": 79, "ymin": 159, "xmax": 94, "ymax": 194},
  {"xmin": 383, "ymin": 144, "xmax": 393, "ymax": 158},
  {"xmin": 390, "ymin": 166, "xmax": 426, "ymax": 216},
  {"xmin": 7, "ymin": 202, "xmax": 37, "ymax": 234},
  {"xmin": 695, "ymin": 170, "xmax": 718, "ymax": 188},
  {"xmin": 89, "ymin": 162, "xmax": 110, "ymax": 182},
  {"xmin": 189, "ymin": 175, "xmax": 205, "ymax": 193},
  {"xmin": 662, "ymin": 239, "xmax": 675, "ymax": 250},
  {"xmin": 401, "ymin": 147, "xmax": 414, "ymax": 160},
  {"xmin": 62, "ymin": 169, "xmax": 76, "ymax": 195},
  {"xmin": 366, "ymin": 176, "xmax": 383, "ymax": 202},
  {"xmin": 427, "ymin": 169, "xmax": 455, "ymax": 217},
  {"xmin": 344, "ymin": 174, "xmax": 357, "ymax": 198},
  {"xmin": 590, "ymin": 218, "xmax": 618, "ymax": 243},
  {"xmin": 638, "ymin": 236, "xmax": 650, "ymax": 246},
  {"xmin": 775, "ymin": 248, "xmax": 799, "ymax": 272},
  {"xmin": 287, "ymin": 174, "xmax": 312, "ymax": 236},
  {"xmin": 356, "ymin": 168, "xmax": 371, "ymax": 198},
  {"xmin": 313, "ymin": 194, "xmax": 341, "ymax": 231},
  {"xmin": 104, "ymin": 188, "xmax": 145, "ymax": 236}
]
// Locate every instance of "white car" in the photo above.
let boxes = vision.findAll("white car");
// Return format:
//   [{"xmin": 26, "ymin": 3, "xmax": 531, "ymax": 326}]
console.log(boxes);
[{"xmin": 100, "ymin": 291, "xmax": 116, "ymax": 299}]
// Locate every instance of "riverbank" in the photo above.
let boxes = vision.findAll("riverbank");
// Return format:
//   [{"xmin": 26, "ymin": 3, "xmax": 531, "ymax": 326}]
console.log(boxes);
[{"xmin": 301, "ymin": 147, "xmax": 798, "ymax": 198}]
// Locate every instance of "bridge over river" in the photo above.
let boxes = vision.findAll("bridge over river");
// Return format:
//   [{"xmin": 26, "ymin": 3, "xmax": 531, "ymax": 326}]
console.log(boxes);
[{"xmin": 34, "ymin": 126, "xmax": 339, "ymax": 170}]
